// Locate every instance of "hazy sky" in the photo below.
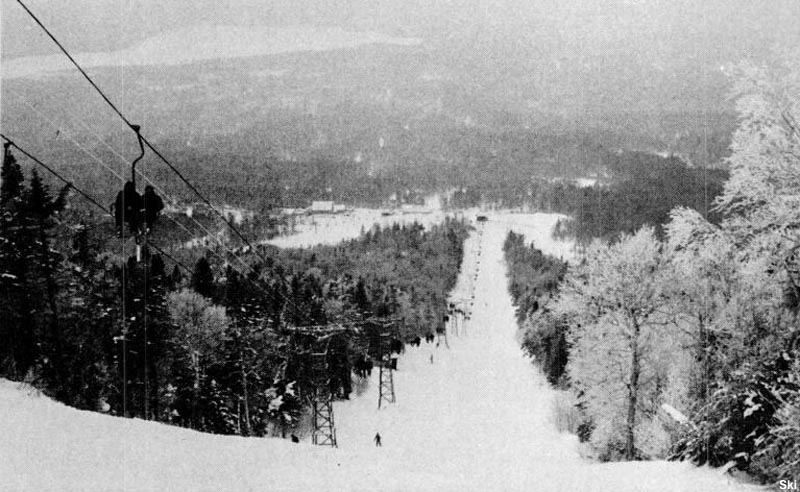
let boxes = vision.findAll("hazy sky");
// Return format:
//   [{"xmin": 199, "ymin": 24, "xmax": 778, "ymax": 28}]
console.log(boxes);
[
  {"xmin": 2, "ymin": 0, "xmax": 798, "ymax": 60},
  {"xmin": 2, "ymin": 0, "xmax": 798, "ymax": 122}
]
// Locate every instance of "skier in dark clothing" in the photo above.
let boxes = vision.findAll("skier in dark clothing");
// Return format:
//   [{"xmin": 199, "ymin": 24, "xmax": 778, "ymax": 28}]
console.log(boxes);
[
  {"xmin": 113, "ymin": 181, "xmax": 143, "ymax": 236},
  {"xmin": 374, "ymin": 432, "xmax": 382, "ymax": 447},
  {"xmin": 142, "ymin": 185, "xmax": 164, "ymax": 232}
]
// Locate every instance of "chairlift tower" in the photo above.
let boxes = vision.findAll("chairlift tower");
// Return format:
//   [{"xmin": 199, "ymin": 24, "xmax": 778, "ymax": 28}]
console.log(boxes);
[
  {"xmin": 286, "ymin": 317, "xmax": 400, "ymax": 444},
  {"xmin": 378, "ymin": 333, "xmax": 396, "ymax": 409},
  {"xmin": 311, "ymin": 351, "xmax": 337, "ymax": 447},
  {"xmin": 283, "ymin": 323, "xmax": 345, "ymax": 448}
]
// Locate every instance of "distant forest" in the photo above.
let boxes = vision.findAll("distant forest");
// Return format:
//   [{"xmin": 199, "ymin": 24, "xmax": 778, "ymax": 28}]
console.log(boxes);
[
  {"xmin": 4, "ymin": 57, "xmax": 734, "ymax": 216},
  {"xmin": 448, "ymin": 150, "xmax": 727, "ymax": 243}
]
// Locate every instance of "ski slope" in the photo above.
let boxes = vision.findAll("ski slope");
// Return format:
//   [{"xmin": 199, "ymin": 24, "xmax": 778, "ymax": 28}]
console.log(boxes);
[{"xmin": 0, "ymin": 212, "xmax": 756, "ymax": 491}]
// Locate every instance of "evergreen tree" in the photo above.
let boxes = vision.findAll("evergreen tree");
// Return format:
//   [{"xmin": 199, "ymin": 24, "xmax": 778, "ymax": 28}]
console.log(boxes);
[
  {"xmin": 169, "ymin": 264, "xmax": 183, "ymax": 290},
  {"xmin": 0, "ymin": 162, "xmax": 67, "ymax": 384},
  {"xmin": 192, "ymin": 256, "xmax": 215, "ymax": 299},
  {"xmin": 58, "ymin": 219, "xmax": 121, "ymax": 412},
  {"xmin": 24, "ymin": 170, "xmax": 68, "ymax": 395},
  {"xmin": 0, "ymin": 147, "xmax": 35, "ymax": 375},
  {"xmin": 1, "ymin": 144, "xmax": 24, "ymax": 205},
  {"xmin": 352, "ymin": 277, "xmax": 370, "ymax": 314}
]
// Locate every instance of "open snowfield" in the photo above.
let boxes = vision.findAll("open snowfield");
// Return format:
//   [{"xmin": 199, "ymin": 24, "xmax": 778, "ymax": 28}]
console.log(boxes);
[
  {"xmin": 0, "ymin": 212, "xmax": 757, "ymax": 491},
  {"xmin": 263, "ymin": 209, "xmax": 454, "ymax": 249}
]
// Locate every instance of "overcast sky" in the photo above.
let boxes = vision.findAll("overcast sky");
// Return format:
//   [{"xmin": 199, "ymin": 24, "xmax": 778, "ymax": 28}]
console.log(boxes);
[
  {"xmin": 2, "ymin": 0, "xmax": 798, "ymax": 122},
  {"xmin": 3, "ymin": 0, "xmax": 798, "ymax": 60}
]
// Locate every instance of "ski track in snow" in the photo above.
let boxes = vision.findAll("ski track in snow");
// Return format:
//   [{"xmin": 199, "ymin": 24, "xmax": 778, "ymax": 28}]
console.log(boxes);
[{"xmin": 0, "ymin": 212, "xmax": 757, "ymax": 491}]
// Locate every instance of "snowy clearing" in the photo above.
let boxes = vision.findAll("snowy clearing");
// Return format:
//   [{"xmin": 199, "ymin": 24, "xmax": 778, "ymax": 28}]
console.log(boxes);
[
  {"xmin": 263, "ymin": 208, "xmax": 454, "ymax": 249},
  {"xmin": 0, "ymin": 212, "xmax": 757, "ymax": 491}
]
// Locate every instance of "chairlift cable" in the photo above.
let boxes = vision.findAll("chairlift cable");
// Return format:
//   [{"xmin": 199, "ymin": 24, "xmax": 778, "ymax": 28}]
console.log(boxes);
[
  {"xmin": 5, "ymin": 99, "xmax": 312, "ymax": 322},
  {"xmin": 12, "ymin": 1, "xmax": 397, "ymax": 328},
  {"xmin": 15, "ymin": 0, "xmax": 272, "ymax": 269},
  {"xmin": 1, "ymin": 134, "xmax": 191, "ymax": 275}
]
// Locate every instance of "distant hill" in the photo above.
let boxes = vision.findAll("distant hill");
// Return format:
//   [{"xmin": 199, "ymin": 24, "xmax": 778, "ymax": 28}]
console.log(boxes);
[
  {"xmin": 5, "ymin": 1, "xmax": 791, "ymax": 208},
  {"xmin": 3, "ymin": 25, "xmax": 421, "ymax": 79},
  {"xmin": 1, "ymin": 38, "xmax": 738, "ymax": 210}
]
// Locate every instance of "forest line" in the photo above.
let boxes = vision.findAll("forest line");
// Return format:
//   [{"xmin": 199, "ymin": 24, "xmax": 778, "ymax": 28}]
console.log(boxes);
[{"xmin": 0, "ymin": 155, "xmax": 468, "ymax": 438}]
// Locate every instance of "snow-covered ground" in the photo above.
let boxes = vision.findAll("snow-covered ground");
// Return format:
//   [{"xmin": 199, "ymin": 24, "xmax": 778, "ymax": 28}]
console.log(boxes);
[
  {"xmin": 0, "ymin": 212, "xmax": 756, "ymax": 491},
  {"xmin": 488, "ymin": 211, "xmax": 576, "ymax": 260},
  {"xmin": 264, "ymin": 209, "xmax": 455, "ymax": 249}
]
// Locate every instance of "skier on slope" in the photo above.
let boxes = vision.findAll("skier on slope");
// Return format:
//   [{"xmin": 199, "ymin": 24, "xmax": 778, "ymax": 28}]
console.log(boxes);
[{"xmin": 374, "ymin": 432, "xmax": 382, "ymax": 447}]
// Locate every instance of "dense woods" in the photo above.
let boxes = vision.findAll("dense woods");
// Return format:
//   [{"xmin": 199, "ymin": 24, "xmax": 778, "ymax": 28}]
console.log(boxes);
[
  {"xmin": 0, "ymin": 155, "xmax": 467, "ymax": 437},
  {"xmin": 5, "ymin": 57, "xmax": 734, "ymax": 216},
  {"xmin": 507, "ymin": 57, "xmax": 800, "ymax": 481},
  {"xmin": 502, "ymin": 232, "xmax": 568, "ymax": 386},
  {"xmin": 550, "ymin": 155, "xmax": 727, "ymax": 243}
]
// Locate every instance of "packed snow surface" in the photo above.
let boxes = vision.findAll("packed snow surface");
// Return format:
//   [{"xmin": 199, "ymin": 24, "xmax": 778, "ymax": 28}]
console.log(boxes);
[{"xmin": 0, "ymin": 212, "xmax": 755, "ymax": 491}]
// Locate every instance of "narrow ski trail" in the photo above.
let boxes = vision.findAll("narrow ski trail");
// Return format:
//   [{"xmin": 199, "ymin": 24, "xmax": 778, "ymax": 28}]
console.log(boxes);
[{"xmin": 333, "ymin": 213, "xmax": 755, "ymax": 492}]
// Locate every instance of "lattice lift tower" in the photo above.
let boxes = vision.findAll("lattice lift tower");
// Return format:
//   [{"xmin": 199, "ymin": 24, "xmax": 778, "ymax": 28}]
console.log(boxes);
[
  {"xmin": 311, "ymin": 350, "xmax": 337, "ymax": 447},
  {"xmin": 286, "ymin": 317, "xmax": 401, "ymax": 445},
  {"xmin": 378, "ymin": 333, "xmax": 396, "ymax": 409},
  {"xmin": 283, "ymin": 324, "xmax": 347, "ymax": 448},
  {"xmin": 364, "ymin": 317, "xmax": 401, "ymax": 409}
]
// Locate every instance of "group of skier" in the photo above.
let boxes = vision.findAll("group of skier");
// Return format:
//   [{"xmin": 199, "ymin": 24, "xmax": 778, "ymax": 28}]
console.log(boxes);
[
  {"xmin": 392, "ymin": 333, "xmax": 436, "ymax": 353},
  {"xmin": 112, "ymin": 181, "xmax": 164, "ymax": 237},
  {"xmin": 353, "ymin": 355, "xmax": 375, "ymax": 378}
]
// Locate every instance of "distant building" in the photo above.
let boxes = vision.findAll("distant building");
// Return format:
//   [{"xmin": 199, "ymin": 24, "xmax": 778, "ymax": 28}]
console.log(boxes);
[
  {"xmin": 221, "ymin": 205, "xmax": 255, "ymax": 225},
  {"xmin": 281, "ymin": 208, "xmax": 308, "ymax": 216},
  {"xmin": 310, "ymin": 201, "xmax": 335, "ymax": 213},
  {"xmin": 400, "ymin": 203, "xmax": 431, "ymax": 215}
]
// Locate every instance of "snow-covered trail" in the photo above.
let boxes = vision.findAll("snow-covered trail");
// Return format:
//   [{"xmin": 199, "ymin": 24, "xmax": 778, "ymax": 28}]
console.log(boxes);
[
  {"xmin": 333, "ymin": 213, "xmax": 754, "ymax": 491},
  {"xmin": 0, "ymin": 212, "xmax": 756, "ymax": 491},
  {"xmin": 333, "ymin": 216, "xmax": 580, "ymax": 489}
]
